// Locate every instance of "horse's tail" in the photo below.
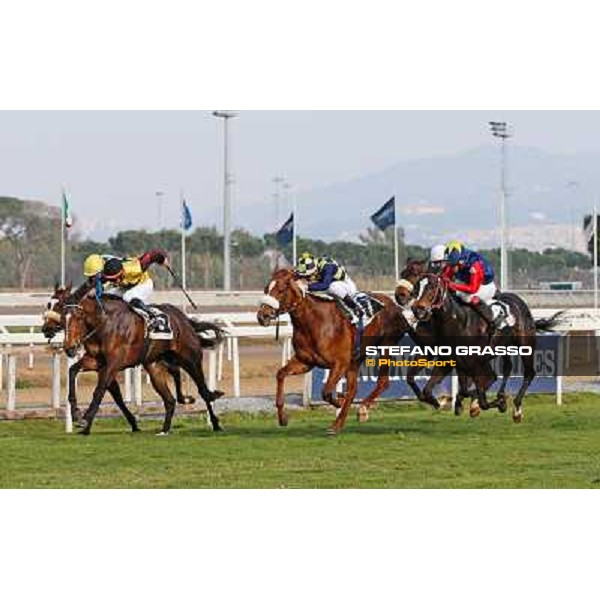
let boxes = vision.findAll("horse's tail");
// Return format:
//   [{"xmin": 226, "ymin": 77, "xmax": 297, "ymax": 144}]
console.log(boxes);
[
  {"xmin": 188, "ymin": 318, "xmax": 225, "ymax": 348},
  {"xmin": 534, "ymin": 310, "xmax": 566, "ymax": 332}
]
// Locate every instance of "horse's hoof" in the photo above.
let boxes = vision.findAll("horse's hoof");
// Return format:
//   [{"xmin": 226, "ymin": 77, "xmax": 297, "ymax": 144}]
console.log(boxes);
[
  {"xmin": 75, "ymin": 418, "xmax": 88, "ymax": 429},
  {"xmin": 497, "ymin": 399, "xmax": 508, "ymax": 414},
  {"xmin": 77, "ymin": 429, "xmax": 90, "ymax": 436},
  {"xmin": 327, "ymin": 427, "xmax": 339, "ymax": 437},
  {"xmin": 513, "ymin": 411, "xmax": 523, "ymax": 424},
  {"xmin": 156, "ymin": 431, "xmax": 169, "ymax": 437},
  {"xmin": 454, "ymin": 404, "xmax": 464, "ymax": 417},
  {"xmin": 177, "ymin": 395, "xmax": 196, "ymax": 405},
  {"xmin": 470, "ymin": 404, "xmax": 481, "ymax": 419},
  {"xmin": 132, "ymin": 427, "xmax": 141, "ymax": 433},
  {"xmin": 212, "ymin": 390, "xmax": 225, "ymax": 401},
  {"xmin": 357, "ymin": 406, "xmax": 369, "ymax": 423},
  {"xmin": 278, "ymin": 417, "xmax": 289, "ymax": 427}
]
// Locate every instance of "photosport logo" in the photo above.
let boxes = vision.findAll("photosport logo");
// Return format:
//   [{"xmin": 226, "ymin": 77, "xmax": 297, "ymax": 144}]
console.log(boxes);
[{"xmin": 310, "ymin": 334, "xmax": 579, "ymax": 402}]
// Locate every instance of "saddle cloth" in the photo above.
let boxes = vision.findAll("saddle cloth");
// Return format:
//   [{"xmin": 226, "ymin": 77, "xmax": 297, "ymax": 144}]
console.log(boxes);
[
  {"xmin": 490, "ymin": 299, "xmax": 516, "ymax": 329},
  {"xmin": 130, "ymin": 305, "xmax": 174, "ymax": 340},
  {"xmin": 309, "ymin": 291, "xmax": 385, "ymax": 327}
]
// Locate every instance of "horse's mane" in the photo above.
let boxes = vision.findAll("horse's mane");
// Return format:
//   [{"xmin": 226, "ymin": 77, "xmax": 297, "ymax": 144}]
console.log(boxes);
[{"xmin": 400, "ymin": 258, "xmax": 427, "ymax": 279}]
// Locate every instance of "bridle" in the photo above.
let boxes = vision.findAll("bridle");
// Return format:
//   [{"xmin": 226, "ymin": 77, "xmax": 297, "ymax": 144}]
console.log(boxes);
[
  {"xmin": 414, "ymin": 274, "xmax": 448, "ymax": 318},
  {"xmin": 63, "ymin": 303, "xmax": 100, "ymax": 351},
  {"xmin": 259, "ymin": 276, "xmax": 306, "ymax": 340}
]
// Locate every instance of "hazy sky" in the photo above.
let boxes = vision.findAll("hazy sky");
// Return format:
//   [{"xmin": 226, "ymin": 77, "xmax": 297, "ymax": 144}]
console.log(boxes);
[{"xmin": 2, "ymin": 110, "xmax": 600, "ymax": 238}]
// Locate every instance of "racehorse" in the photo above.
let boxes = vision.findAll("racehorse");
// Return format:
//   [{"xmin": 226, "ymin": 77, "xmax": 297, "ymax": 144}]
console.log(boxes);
[
  {"xmin": 256, "ymin": 269, "xmax": 408, "ymax": 434},
  {"xmin": 42, "ymin": 283, "xmax": 195, "ymax": 425},
  {"xmin": 62, "ymin": 291, "xmax": 225, "ymax": 435},
  {"xmin": 410, "ymin": 273, "xmax": 561, "ymax": 422}
]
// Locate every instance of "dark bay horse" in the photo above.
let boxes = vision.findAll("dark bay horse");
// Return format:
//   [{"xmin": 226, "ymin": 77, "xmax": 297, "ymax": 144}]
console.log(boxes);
[
  {"xmin": 411, "ymin": 273, "xmax": 561, "ymax": 422},
  {"xmin": 42, "ymin": 283, "xmax": 195, "ymax": 425},
  {"xmin": 63, "ymin": 292, "xmax": 224, "ymax": 435},
  {"xmin": 256, "ymin": 269, "xmax": 408, "ymax": 434}
]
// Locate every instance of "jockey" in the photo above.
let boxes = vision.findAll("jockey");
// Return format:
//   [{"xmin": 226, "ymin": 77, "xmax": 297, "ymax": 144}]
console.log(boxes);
[
  {"xmin": 441, "ymin": 241, "xmax": 503, "ymax": 330},
  {"xmin": 84, "ymin": 250, "xmax": 171, "ymax": 339},
  {"xmin": 429, "ymin": 244, "xmax": 447, "ymax": 274},
  {"xmin": 295, "ymin": 253, "xmax": 365, "ymax": 321}
]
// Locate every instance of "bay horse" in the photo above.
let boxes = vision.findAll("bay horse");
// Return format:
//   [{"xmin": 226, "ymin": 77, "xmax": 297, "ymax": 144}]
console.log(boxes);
[
  {"xmin": 410, "ymin": 273, "xmax": 561, "ymax": 422},
  {"xmin": 42, "ymin": 283, "xmax": 195, "ymax": 425},
  {"xmin": 395, "ymin": 260, "xmax": 476, "ymax": 414},
  {"xmin": 62, "ymin": 291, "xmax": 224, "ymax": 435},
  {"xmin": 256, "ymin": 269, "xmax": 408, "ymax": 434}
]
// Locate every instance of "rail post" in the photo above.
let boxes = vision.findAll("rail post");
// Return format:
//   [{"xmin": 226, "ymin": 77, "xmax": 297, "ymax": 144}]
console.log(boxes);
[
  {"xmin": 134, "ymin": 366, "xmax": 143, "ymax": 408},
  {"xmin": 7, "ymin": 353, "xmax": 16, "ymax": 412},
  {"xmin": 0, "ymin": 346, "xmax": 3, "ymax": 392},
  {"xmin": 232, "ymin": 336, "xmax": 240, "ymax": 398},
  {"xmin": 208, "ymin": 349, "xmax": 217, "ymax": 391},
  {"xmin": 51, "ymin": 352, "xmax": 61, "ymax": 410},
  {"xmin": 124, "ymin": 369, "xmax": 132, "ymax": 403},
  {"xmin": 28, "ymin": 326, "xmax": 34, "ymax": 369}
]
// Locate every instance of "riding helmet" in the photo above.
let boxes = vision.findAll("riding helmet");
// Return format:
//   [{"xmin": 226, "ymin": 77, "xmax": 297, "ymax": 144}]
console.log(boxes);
[
  {"xmin": 103, "ymin": 257, "xmax": 124, "ymax": 280},
  {"xmin": 83, "ymin": 254, "xmax": 105, "ymax": 278}
]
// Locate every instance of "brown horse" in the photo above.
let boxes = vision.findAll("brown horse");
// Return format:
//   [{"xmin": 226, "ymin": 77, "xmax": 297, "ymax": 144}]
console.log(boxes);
[
  {"xmin": 410, "ymin": 273, "xmax": 561, "ymax": 422},
  {"xmin": 256, "ymin": 269, "xmax": 408, "ymax": 434},
  {"xmin": 63, "ymin": 292, "xmax": 224, "ymax": 435},
  {"xmin": 42, "ymin": 283, "xmax": 195, "ymax": 424}
]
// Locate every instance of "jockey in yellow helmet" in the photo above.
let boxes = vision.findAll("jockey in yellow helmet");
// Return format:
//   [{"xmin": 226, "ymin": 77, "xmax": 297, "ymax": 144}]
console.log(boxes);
[
  {"xmin": 295, "ymin": 253, "xmax": 365, "ymax": 320},
  {"xmin": 83, "ymin": 250, "xmax": 171, "ymax": 339}
]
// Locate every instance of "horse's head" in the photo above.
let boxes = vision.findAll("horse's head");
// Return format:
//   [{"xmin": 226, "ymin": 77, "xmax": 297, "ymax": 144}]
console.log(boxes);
[
  {"xmin": 257, "ymin": 269, "xmax": 306, "ymax": 326},
  {"xmin": 41, "ymin": 282, "xmax": 73, "ymax": 340},
  {"xmin": 63, "ymin": 294, "xmax": 101, "ymax": 358},
  {"xmin": 395, "ymin": 260, "xmax": 427, "ymax": 307},
  {"xmin": 411, "ymin": 273, "xmax": 448, "ymax": 322}
]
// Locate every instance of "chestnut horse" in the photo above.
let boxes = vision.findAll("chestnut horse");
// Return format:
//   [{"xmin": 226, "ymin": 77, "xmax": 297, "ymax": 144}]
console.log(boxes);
[
  {"xmin": 42, "ymin": 283, "xmax": 195, "ymax": 425},
  {"xmin": 63, "ymin": 292, "xmax": 224, "ymax": 435},
  {"xmin": 256, "ymin": 269, "xmax": 408, "ymax": 434}
]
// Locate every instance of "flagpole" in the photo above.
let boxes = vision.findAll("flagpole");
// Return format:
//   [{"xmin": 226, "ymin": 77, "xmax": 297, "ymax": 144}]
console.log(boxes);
[
  {"xmin": 181, "ymin": 191, "xmax": 187, "ymax": 291},
  {"xmin": 292, "ymin": 194, "xmax": 298, "ymax": 266},
  {"xmin": 61, "ymin": 188, "xmax": 65, "ymax": 287},
  {"xmin": 393, "ymin": 196, "xmax": 399, "ymax": 282},
  {"xmin": 594, "ymin": 205, "xmax": 598, "ymax": 310}
]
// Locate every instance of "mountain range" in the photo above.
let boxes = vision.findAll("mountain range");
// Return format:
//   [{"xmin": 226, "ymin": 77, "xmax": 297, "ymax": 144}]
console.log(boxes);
[{"xmin": 238, "ymin": 145, "xmax": 597, "ymax": 252}]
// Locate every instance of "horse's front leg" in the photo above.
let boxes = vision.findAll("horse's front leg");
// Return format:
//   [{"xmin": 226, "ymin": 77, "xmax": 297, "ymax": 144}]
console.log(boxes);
[
  {"xmin": 329, "ymin": 368, "xmax": 358, "ymax": 435},
  {"xmin": 276, "ymin": 356, "xmax": 311, "ymax": 427},
  {"xmin": 421, "ymin": 365, "xmax": 448, "ymax": 410},
  {"xmin": 68, "ymin": 354, "xmax": 101, "ymax": 422},
  {"xmin": 78, "ymin": 364, "xmax": 118, "ymax": 435},
  {"xmin": 358, "ymin": 363, "xmax": 389, "ymax": 423}
]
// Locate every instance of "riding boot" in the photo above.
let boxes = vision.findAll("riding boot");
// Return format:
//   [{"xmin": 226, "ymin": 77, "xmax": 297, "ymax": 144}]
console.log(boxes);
[
  {"xmin": 343, "ymin": 295, "xmax": 365, "ymax": 360},
  {"xmin": 130, "ymin": 298, "xmax": 171, "ymax": 339},
  {"xmin": 472, "ymin": 301, "xmax": 503, "ymax": 331}
]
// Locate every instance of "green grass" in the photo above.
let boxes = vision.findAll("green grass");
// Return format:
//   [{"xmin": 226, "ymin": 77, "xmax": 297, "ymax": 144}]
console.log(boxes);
[{"xmin": 2, "ymin": 393, "xmax": 600, "ymax": 488}]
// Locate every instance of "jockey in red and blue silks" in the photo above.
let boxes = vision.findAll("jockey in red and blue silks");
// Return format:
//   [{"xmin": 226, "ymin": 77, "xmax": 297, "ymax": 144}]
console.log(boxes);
[{"xmin": 441, "ymin": 241, "xmax": 503, "ymax": 329}]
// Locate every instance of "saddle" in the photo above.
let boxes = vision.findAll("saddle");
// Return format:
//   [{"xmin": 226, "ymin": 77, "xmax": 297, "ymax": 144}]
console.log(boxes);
[
  {"xmin": 489, "ymin": 298, "xmax": 516, "ymax": 330},
  {"xmin": 130, "ymin": 304, "xmax": 174, "ymax": 340},
  {"xmin": 309, "ymin": 291, "xmax": 385, "ymax": 327}
]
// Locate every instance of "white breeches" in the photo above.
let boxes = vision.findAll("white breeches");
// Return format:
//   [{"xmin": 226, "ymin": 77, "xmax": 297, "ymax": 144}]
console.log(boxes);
[
  {"xmin": 455, "ymin": 281, "xmax": 497, "ymax": 305},
  {"xmin": 108, "ymin": 279, "xmax": 154, "ymax": 303},
  {"xmin": 328, "ymin": 277, "xmax": 358, "ymax": 299}
]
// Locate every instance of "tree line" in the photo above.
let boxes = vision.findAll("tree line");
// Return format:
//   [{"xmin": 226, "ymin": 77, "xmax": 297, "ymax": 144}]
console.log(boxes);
[{"xmin": 0, "ymin": 196, "xmax": 593, "ymax": 290}]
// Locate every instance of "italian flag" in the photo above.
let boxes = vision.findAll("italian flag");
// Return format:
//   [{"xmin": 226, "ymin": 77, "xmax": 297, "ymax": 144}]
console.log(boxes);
[{"xmin": 62, "ymin": 190, "xmax": 73, "ymax": 229}]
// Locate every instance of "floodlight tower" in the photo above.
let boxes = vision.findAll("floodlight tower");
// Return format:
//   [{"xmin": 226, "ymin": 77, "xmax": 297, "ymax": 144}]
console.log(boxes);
[
  {"xmin": 212, "ymin": 110, "xmax": 238, "ymax": 291},
  {"xmin": 489, "ymin": 121, "xmax": 512, "ymax": 291}
]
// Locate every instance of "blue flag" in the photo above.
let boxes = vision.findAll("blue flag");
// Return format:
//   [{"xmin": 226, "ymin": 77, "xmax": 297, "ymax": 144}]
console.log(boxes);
[
  {"xmin": 370, "ymin": 196, "xmax": 396, "ymax": 231},
  {"xmin": 182, "ymin": 200, "xmax": 193, "ymax": 231},
  {"xmin": 276, "ymin": 213, "xmax": 294, "ymax": 246}
]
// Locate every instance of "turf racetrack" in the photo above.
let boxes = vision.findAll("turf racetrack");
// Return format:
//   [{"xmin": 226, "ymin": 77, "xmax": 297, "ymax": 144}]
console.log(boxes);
[{"xmin": 1, "ymin": 393, "xmax": 600, "ymax": 488}]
